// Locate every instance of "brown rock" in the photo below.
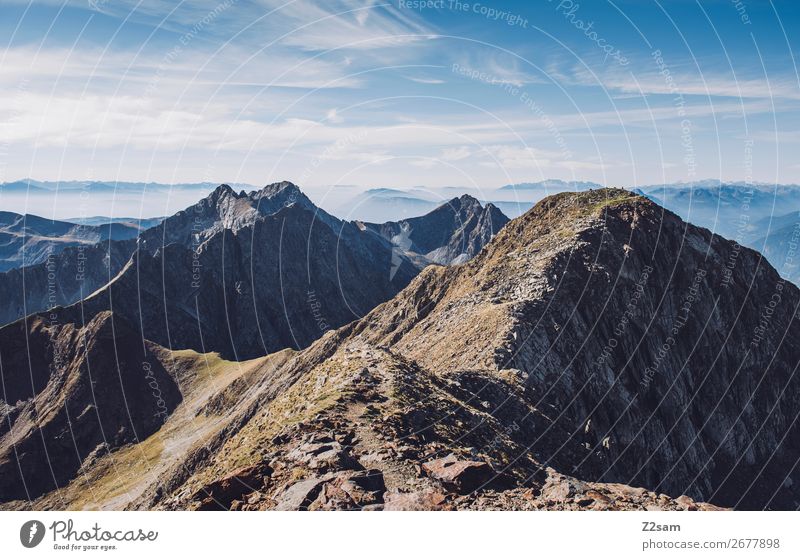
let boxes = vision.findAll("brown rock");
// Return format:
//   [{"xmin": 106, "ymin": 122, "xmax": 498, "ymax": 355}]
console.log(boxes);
[
  {"xmin": 422, "ymin": 454, "xmax": 495, "ymax": 494},
  {"xmin": 309, "ymin": 470, "xmax": 386, "ymax": 511},
  {"xmin": 192, "ymin": 464, "xmax": 272, "ymax": 511},
  {"xmin": 384, "ymin": 489, "xmax": 448, "ymax": 511},
  {"xmin": 275, "ymin": 477, "xmax": 327, "ymax": 511}
]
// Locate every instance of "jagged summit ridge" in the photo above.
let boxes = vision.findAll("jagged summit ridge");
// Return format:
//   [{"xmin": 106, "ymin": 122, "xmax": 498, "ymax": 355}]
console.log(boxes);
[
  {"xmin": 361, "ymin": 194, "xmax": 510, "ymax": 265},
  {"xmin": 222, "ymin": 187, "xmax": 799, "ymax": 510}
]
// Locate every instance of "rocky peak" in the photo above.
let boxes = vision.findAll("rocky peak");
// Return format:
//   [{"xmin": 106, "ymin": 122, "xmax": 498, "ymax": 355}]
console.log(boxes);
[
  {"xmin": 139, "ymin": 181, "xmax": 331, "ymax": 252},
  {"xmin": 248, "ymin": 181, "xmax": 327, "ymax": 223},
  {"xmin": 339, "ymin": 187, "xmax": 800, "ymax": 508},
  {"xmin": 362, "ymin": 193, "xmax": 510, "ymax": 265},
  {"xmin": 251, "ymin": 180, "xmax": 302, "ymax": 200},
  {"xmin": 209, "ymin": 182, "xmax": 236, "ymax": 197},
  {"xmin": 450, "ymin": 193, "xmax": 481, "ymax": 209}
]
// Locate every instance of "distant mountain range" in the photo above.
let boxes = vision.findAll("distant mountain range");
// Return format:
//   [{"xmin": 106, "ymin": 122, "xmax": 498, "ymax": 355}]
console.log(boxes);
[
  {"xmin": 634, "ymin": 182, "xmax": 800, "ymax": 284},
  {"xmin": 0, "ymin": 211, "xmax": 141, "ymax": 272},
  {"xmin": 66, "ymin": 215, "xmax": 165, "ymax": 229},
  {"xmin": 0, "ymin": 182, "xmax": 507, "ymax": 351},
  {"xmin": 361, "ymin": 194, "xmax": 508, "ymax": 265},
  {"xmin": 0, "ymin": 179, "xmax": 257, "ymax": 221},
  {"xmin": 0, "ymin": 179, "xmax": 254, "ymax": 194},
  {"xmin": 4, "ymin": 187, "xmax": 799, "ymax": 511},
  {"xmin": 327, "ymin": 180, "xmax": 603, "ymax": 222},
  {"xmin": 5, "ymin": 177, "xmax": 800, "ymax": 286}
]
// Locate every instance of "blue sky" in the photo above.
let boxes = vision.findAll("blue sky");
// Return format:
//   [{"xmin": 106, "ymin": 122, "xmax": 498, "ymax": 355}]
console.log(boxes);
[{"xmin": 1, "ymin": 0, "xmax": 799, "ymax": 190}]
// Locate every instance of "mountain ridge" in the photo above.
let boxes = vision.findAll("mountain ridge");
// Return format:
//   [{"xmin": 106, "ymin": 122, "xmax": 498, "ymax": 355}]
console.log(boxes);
[
  {"xmin": 360, "ymin": 194, "xmax": 509, "ymax": 265},
  {"xmin": 4, "ymin": 187, "xmax": 799, "ymax": 510}
]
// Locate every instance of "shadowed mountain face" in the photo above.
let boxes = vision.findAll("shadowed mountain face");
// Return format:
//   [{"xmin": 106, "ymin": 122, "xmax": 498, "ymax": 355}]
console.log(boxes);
[
  {"xmin": 0, "ymin": 211, "xmax": 140, "ymax": 272},
  {"xmin": 1, "ymin": 182, "xmax": 422, "ymax": 362},
  {"xmin": 361, "ymin": 195, "xmax": 509, "ymax": 265},
  {"xmin": 0, "ymin": 184, "xmax": 329, "ymax": 327},
  {"xmin": 0, "ymin": 239, "xmax": 138, "ymax": 327},
  {"xmin": 0, "ymin": 311, "xmax": 181, "ymax": 502},
  {"xmin": 0, "ymin": 182, "xmax": 507, "ymax": 359}
]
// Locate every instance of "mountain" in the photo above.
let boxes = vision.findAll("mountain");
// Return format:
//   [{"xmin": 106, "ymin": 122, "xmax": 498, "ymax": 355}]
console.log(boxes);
[
  {"xmin": 0, "ymin": 180, "xmax": 257, "ymax": 222},
  {"xmin": 66, "ymin": 216, "xmax": 165, "ymax": 230},
  {"xmin": 0, "ymin": 182, "xmax": 505, "ymax": 334},
  {"xmin": 361, "ymin": 195, "xmax": 509, "ymax": 265},
  {"xmin": 158, "ymin": 189, "xmax": 797, "ymax": 511},
  {"xmin": 497, "ymin": 179, "xmax": 603, "ymax": 192},
  {"xmin": 0, "ymin": 181, "xmax": 513, "ymax": 504},
  {"xmin": 335, "ymin": 188, "xmax": 440, "ymax": 222},
  {"xmin": 0, "ymin": 180, "xmax": 48, "ymax": 194},
  {"xmin": 746, "ymin": 211, "xmax": 800, "ymax": 244},
  {"xmin": 8, "ymin": 188, "xmax": 798, "ymax": 511},
  {"xmin": 752, "ymin": 214, "xmax": 800, "ymax": 283},
  {"xmin": 636, "ymin": 183, "xmax": 800, "ymax": 241},
  {"xmin": 0, "ymin": 311, "xmax": 181, "ymax": 501},
  {"xmin": 635, "ymin": 183, "xmax": 800, "ymax": 285},
  {"xmin": 0, "ymin": 182, "xmax": 420, "ymax": 362},
  {"xmin": 83, "ymin": 190, "xmax": 422, "ymax": 360},
  {"xmin": 0, "ymin": 239, "xmax": 137, "ymax": 327},
  {"xmin": 0, "ymin": 179, "xmax": 247, "ymax": 193},
  {"xmin": 0, "ymin": 211, "xmax": 140, "ymax": 272}
]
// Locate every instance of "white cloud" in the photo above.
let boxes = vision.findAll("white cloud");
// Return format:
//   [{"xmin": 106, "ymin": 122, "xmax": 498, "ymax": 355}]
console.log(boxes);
[
  {"xmin": 258, "ymin": 0, "xmax": 432, "ymax": 51},
  {"xmin": 406, "ymin": 76, "xmax": 446, "ymax": 84},
  {"xmin": 565, "ymin": 62, "xmax": 800, "ymax": 101},
  {"xmin": 325, "ymin": 108, "xmax": 344, "ymax": 123},
  {"xmin": 440, "ymin": 146, "xmax": 471, "ymax": 161}
]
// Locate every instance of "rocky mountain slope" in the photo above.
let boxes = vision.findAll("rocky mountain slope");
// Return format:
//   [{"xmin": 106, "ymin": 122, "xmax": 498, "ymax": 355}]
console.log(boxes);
[
  {"xmin": 0, "ymin": 211, "xmax": 140, "ymax": 272},
  {"xmin": 150, "ymin": 188, "xmax": 799, "ymax": 511},
  {"xmin": 0, "ymin": 182, "xmax": 421, "ymax": 361},
  {"xmin": 0, "ymin": 311, "xmax": 181, "ymax": 502},
  {"xmin": 7, "ymin": 188, "xmax": 796, "ymax": 511},
  {"xmin": 0, "ymin": 239, "xmax": 138, "ymax": 326},
  {"xmin": 361, "ymin": 195, "xmax": 509, "ymax": 265}
]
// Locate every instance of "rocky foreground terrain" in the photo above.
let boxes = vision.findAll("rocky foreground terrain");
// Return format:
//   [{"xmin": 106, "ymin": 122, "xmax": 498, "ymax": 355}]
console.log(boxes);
[{"xmin": 2, "ymin": 188, "xmax": 799, "ymax": 511}]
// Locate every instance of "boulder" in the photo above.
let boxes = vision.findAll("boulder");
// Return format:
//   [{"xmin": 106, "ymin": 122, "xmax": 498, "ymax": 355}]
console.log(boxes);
[
  {"xmin": 421, "ymin": 454, "xmax": 494, "ymax": 494},
  {"xmin": 308, "ymin": 469, "xmax": 386, "ymax": 510},
  {"xmin": 384, "ymin": 489, "xmax": 448, "ymax": 511},
  {"xmin": 193, "ymin": 464, "xmax": 272, "ymax": 510}
]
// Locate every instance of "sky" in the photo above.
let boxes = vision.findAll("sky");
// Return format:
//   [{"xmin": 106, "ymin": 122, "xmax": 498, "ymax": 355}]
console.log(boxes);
[{"xmin": 1, "ymin": 0, "xmax": 799, "ymax": 194}]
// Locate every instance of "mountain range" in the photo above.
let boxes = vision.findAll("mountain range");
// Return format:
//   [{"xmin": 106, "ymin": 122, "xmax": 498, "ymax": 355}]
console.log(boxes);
[
  {"xmin": 1, "ymin": 186, "xmax": 798, "ymax": 511},
  {"xmin": 0, "ymin": 182, "xmax": 507, "ymax": 504},
  {"xmin": 0, "ymin": 211, "xmax": 141, "ymax": 272},
  {"xmin": 360, "ymin": 194, "xmax": 509, "ymax": 265},
  {"xmin": 634, "ymin": 182, "xmax": 800, "ymax": 285}
]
